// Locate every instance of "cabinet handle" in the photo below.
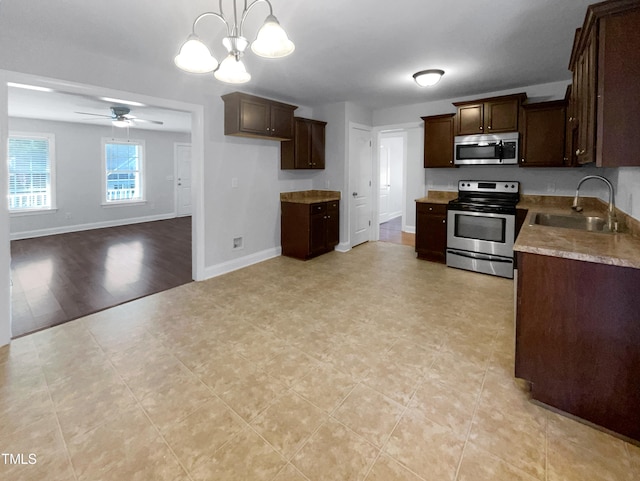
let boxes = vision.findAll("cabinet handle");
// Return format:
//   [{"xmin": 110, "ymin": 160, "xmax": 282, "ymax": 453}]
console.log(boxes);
[
  {"xmin": 442, "ymin": 219, "xmax": 445, "ymax": 224},
  {"xmin": 428, "ymin": 207, "xmax": 433, "ymax": 211},
  {"xmin": 479, "ymin": 126, "xmax": 483, "ymax": 130},
  {"xmin": 521, "ymin": 158, "xmax": 525, "ymax": 163},
  {"xmin": 576, "ymin": 149, "xmax": 586, "ymax": 156},
  {"xmin": 266, "ymin": 127, "xmax": 270, "ymax": 131},
  {"xmin": 487, "ymin": 125, "xmax": 492, "ymax": 130}
]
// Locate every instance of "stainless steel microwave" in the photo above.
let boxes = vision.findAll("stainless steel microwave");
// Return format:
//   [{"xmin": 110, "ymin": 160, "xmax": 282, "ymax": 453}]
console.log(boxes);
[{"xmin": 454, "ymin": 132, "xmax": 519, "ymax": 165}]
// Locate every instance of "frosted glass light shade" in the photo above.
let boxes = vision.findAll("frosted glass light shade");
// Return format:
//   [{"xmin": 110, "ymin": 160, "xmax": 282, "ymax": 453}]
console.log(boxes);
[
  {"xmin": 413, "ymin": 69, "xmax": 444, "ymax": 87},
  {"xmin": 174, "ymin": 36, "xmax": 218, "ymax": 73},
  {"xmin": 112, "ymin": 119, "xmax": 130, "ymax": 128},
  {"xmin": 214, "ymin": 55, "xmax": 251, "ymax": 84},
  {"xmin": 251, "ymin": 15, "xmax": 295, "ymax": 58}
]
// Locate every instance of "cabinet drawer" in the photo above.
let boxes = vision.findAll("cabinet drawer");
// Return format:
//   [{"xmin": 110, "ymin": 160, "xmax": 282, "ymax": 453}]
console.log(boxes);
[
  {"xmin": 417, "ymin": 203, "xmax": 447, "ymax": 215},
  {"xmin": 310, "ymin": 203, "xmax": 326, "ymax": 215}
]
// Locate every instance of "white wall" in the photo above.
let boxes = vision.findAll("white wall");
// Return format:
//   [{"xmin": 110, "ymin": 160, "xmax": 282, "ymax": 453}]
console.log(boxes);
[
  {"xmin": 616, "ymin": 167, "xmax": 640, "ymax": 219},
  {"xmin": 8, "ymin": 118, "xmax": 190, "ymax": 239},
  {"xmin": 0, "ymin": 81, "xmax": 10, "ymax": 345}
]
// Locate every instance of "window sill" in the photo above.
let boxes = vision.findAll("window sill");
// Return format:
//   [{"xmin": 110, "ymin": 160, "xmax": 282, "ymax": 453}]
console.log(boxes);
[
  {"xmin": 10, "ymin": 208, "xmax": 58, "ymax": 217},
  {"xmin": 101, "ymin": 201, "xmax": 147, "ymax": 208}
]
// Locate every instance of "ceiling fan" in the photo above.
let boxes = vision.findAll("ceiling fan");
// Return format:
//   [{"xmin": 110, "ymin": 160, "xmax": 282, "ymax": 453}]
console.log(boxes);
[{"xmin": 75, "ymin": 106, "xmax": 164, "ymax": 128}]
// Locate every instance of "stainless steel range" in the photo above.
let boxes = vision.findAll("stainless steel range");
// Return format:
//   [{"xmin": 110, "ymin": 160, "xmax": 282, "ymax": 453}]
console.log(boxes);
[{"xmin": 446, "ymin": 180, "xmax": 520, "ymax": 278}]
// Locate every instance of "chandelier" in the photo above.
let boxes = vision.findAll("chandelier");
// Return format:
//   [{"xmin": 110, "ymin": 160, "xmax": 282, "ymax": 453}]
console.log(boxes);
[{"xmin": 174, "ymin": 0, "xmax": 295, "ymax": 84}]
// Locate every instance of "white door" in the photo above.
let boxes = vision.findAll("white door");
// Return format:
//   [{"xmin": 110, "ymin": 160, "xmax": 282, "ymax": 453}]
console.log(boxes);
[
  {"xmin": 379, "ymin": 144, "xmax": 390, "ymax": 224},
  {"xmin": 349, "ymin": 126, "xmax": 372, "ymax": 247},
  {"xmin": 175, "ymin": 143, "xmax": 192, "ymax": 217}
]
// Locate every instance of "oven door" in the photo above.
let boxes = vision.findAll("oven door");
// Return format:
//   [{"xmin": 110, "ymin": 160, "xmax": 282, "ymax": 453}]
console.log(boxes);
[{"xmin": 446, "ymin": 209, "xmax": 515, "ymax": 258}]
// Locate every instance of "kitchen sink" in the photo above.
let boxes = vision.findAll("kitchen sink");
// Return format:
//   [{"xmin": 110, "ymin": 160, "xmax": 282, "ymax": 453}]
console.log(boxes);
[{"xmin": 529, "ymin": 212, "xmax": 612, "ymax": 232}]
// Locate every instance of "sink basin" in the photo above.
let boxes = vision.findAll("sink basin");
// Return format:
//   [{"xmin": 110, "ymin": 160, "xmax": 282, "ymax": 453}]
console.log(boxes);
[{"xmin": 529, "ymin": 212, "xmax": 612, "ymax": 232}]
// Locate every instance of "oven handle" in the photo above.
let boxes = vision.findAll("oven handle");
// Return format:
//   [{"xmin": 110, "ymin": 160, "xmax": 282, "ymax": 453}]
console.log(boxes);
[{"xmin": 447, "ymin": 249, "xmax": 513, "ymax": 263}]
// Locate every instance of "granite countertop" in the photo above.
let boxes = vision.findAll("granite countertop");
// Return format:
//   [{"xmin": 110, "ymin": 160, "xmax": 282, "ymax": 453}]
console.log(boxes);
[
  {"xmin": 280, "ymin": 190, "xmax": 341, "ymax": 204},
  {"xmin": 514, "ymin": 195, "xmax": 640, "ymax": 270},
  {"xmin": 415, "ymin": 191, "xmax": 457, "ymax": 204}
]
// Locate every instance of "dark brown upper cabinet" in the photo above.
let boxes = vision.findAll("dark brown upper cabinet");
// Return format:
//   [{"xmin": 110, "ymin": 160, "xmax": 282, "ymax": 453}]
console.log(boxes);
[
  {"xmin": 568, "ymin": 0, "xmax": 640, "ymax": 167},
  {"xmin": 453, "ymin": 93, "xmax": 526, "ymax": 135},
  {"xmin": 281, "ymin": 117, "xmax": 327, "ymax": 169},
  {"xmin": 422, "ymin": 114, "xmax": 456, "ymax": 168},
  {"xmin": 521, "ymin": 100, "xmax": 568, "ymax": 167},
  {"xmin": 221, "ymin": 92, "xmax": 297, "ymax": 141}
]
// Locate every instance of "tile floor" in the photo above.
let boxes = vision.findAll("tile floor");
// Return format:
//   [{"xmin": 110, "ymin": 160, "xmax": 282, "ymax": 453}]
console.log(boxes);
[{"xmin": 1, "ymin": 242, "xmax": 638, "ymax": 481}]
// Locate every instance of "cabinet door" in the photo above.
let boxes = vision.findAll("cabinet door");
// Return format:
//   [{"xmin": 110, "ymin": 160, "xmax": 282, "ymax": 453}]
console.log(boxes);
[
  {"xmin": 310, "ymin": 214, "xmax": 327, "ymax": 256},
  {"xmin": 485, "ymin": 99, "xmax": 520, "ymax": 133},
  {"xmin": 521, "ymin": 101, "xmax": 567, "ymax": 167},
  {"xmin": 325, "ymin": 201, "xmax": 339, "ymax": 247},
  {"xmin": 456, "ymin": 104, "xmax": 484, "ymax": 135},
  {"xmin": 270, "ymin": 104, "xmax": 294, "ymax": 140},
  {"xmin": 239, "ymin": 97, "xmax": 270, "ymax": 135},
  {"xmin": 423, "ymin": 114, "xmax": 455, "ymax": 168},
  {"xmin": 294, "ymin": 120, "xmax": 312, "ymax": 168},
  {"xmin": 310, "ymin": 121, "xmax": 326, "ymax": 169},
  {"xmin": 574, "ymin": 29, "xmax": 596, "ymax": 165},
  {"xmin": 416, "ymin": 203, "xmax": 447, "ymax": 263}
]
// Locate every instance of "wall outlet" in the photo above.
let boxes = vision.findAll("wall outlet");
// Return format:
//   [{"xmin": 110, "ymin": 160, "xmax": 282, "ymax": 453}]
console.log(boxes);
[{"xmin": 232, "ymin": 236, "xmax": 244, "ymax": 250}]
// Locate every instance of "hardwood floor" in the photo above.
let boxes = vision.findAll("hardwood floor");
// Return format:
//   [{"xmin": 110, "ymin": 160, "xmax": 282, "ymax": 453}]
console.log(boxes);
[
  {"xmin": 10, "ymin": 217, "xmax": 192, "ymax": 337},
  {"xmin": 379, "ymin": 216, "xmax": 415, "ymax": 247}
]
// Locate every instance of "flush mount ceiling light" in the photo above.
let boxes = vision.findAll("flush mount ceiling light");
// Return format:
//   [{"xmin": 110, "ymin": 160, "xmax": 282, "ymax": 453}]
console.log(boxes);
[
  {"xmin": 174, "ymin": 0, "xmax": 295, "ymax": 84},
  {"xmin": 413, "ymin": 69, "xmax": 445, "ymax": 87}
]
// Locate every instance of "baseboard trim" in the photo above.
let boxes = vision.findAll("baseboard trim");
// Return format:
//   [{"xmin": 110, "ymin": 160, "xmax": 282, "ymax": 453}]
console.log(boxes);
[
  {"xmin": 10, "ymin": 213, "xmax": 177, "ymax": 240},
  {"xmin": 335, "ymin": 242, "xmax": 351, "ymax": 253},
  {"xmin": 202, "ymin": 247, "xmax": 282, "ymax": 280},
  {"xmin": 403, "ymin": 225, "xmax": 416, "ymax": 234}
]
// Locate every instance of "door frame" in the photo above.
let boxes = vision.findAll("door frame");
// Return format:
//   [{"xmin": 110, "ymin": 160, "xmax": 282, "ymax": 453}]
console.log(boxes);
[
  {"xmin": 377, "ymin": 129, "xmax": 408, "ymax": 232},
  {"xmin": 373, "ymin": 122, "xmax": 422, "ymax": 240},
  {"xmin": 0, "ymin": 70, "xmax": 205, "ymax": 346}
]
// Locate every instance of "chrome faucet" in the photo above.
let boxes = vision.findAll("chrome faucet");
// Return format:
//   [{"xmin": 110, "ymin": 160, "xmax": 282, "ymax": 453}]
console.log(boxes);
[{"xmin": 571, "ymin": 175, "xmax": 618, "ymax": 232}]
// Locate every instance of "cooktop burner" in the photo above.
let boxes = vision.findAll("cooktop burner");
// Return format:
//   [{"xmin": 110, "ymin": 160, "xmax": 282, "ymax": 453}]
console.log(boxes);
[{"xmin": 449, "ymin": 180, "xmax": 520, "ymax": 214}]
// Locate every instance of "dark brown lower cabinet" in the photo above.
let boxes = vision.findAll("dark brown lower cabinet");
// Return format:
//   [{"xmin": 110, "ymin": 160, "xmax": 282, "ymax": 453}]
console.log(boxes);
[
  {"xmin": 281, "ymin": 200, "xmax": 339, "ymax": 260},
  {"xmin": 415, "ymin": 202, "xmax": 447, "ymax": 263},
  {"xmin": 515, "ymin": 252, "xmax": 640, "ymax": 442}
]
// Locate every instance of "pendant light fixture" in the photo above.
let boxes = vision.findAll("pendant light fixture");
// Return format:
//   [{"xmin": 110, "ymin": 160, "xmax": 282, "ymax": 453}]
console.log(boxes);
[
  {"xmin": 174, "ymin": 0, "xmax": 295, "ymax": 84},
  {"xmin": 413, "ymin": 69, "xmax": 445, "ymax": 87}
]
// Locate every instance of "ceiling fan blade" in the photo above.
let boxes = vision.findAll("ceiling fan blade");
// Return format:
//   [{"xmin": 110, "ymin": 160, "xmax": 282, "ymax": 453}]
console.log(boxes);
[
  {"xmin": 74, "ymin": 111, "xmax": 112, "ymax": 118},
  {"xmin": 130, "ymin": 118, "xmax": 164, "ymax": 125}
]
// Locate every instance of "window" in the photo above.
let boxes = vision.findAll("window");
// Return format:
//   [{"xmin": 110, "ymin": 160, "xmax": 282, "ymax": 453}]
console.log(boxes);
[
  {"xmin": 102, "ymin": 138, "xmax": 145, "ymax": 204},
  {"xmin": 8, "ymin": 132, "xmax": 56, "ymax": 212}
]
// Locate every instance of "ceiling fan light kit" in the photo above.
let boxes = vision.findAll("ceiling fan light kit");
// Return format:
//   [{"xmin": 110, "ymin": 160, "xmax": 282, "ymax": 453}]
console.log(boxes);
[
  {"xmin": 174, "ymin": 0, "xmax": 295, "ymax": 84},
  {"xmin": 413, "ymin": 69, "xmax": 445, "ymax": 87}
]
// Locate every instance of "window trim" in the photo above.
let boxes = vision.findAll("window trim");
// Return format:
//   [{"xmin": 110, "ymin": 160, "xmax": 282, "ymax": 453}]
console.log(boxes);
[
  {"xmin": 7, "ymin": 131, "xmax": 57, "ymax": 214},
  {"xmin": 101, "ymin": 137, "xmax": 146, "ymax": 206}
]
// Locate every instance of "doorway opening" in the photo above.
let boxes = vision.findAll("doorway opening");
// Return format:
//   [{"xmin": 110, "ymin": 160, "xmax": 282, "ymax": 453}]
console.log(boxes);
[
  {"xmin": 377, "ymin": 131, "xmax": 414, "ymax": 247},
  {"xmin": 2, "ymin": 72, "xmax": 204, "ymax": 340}
]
